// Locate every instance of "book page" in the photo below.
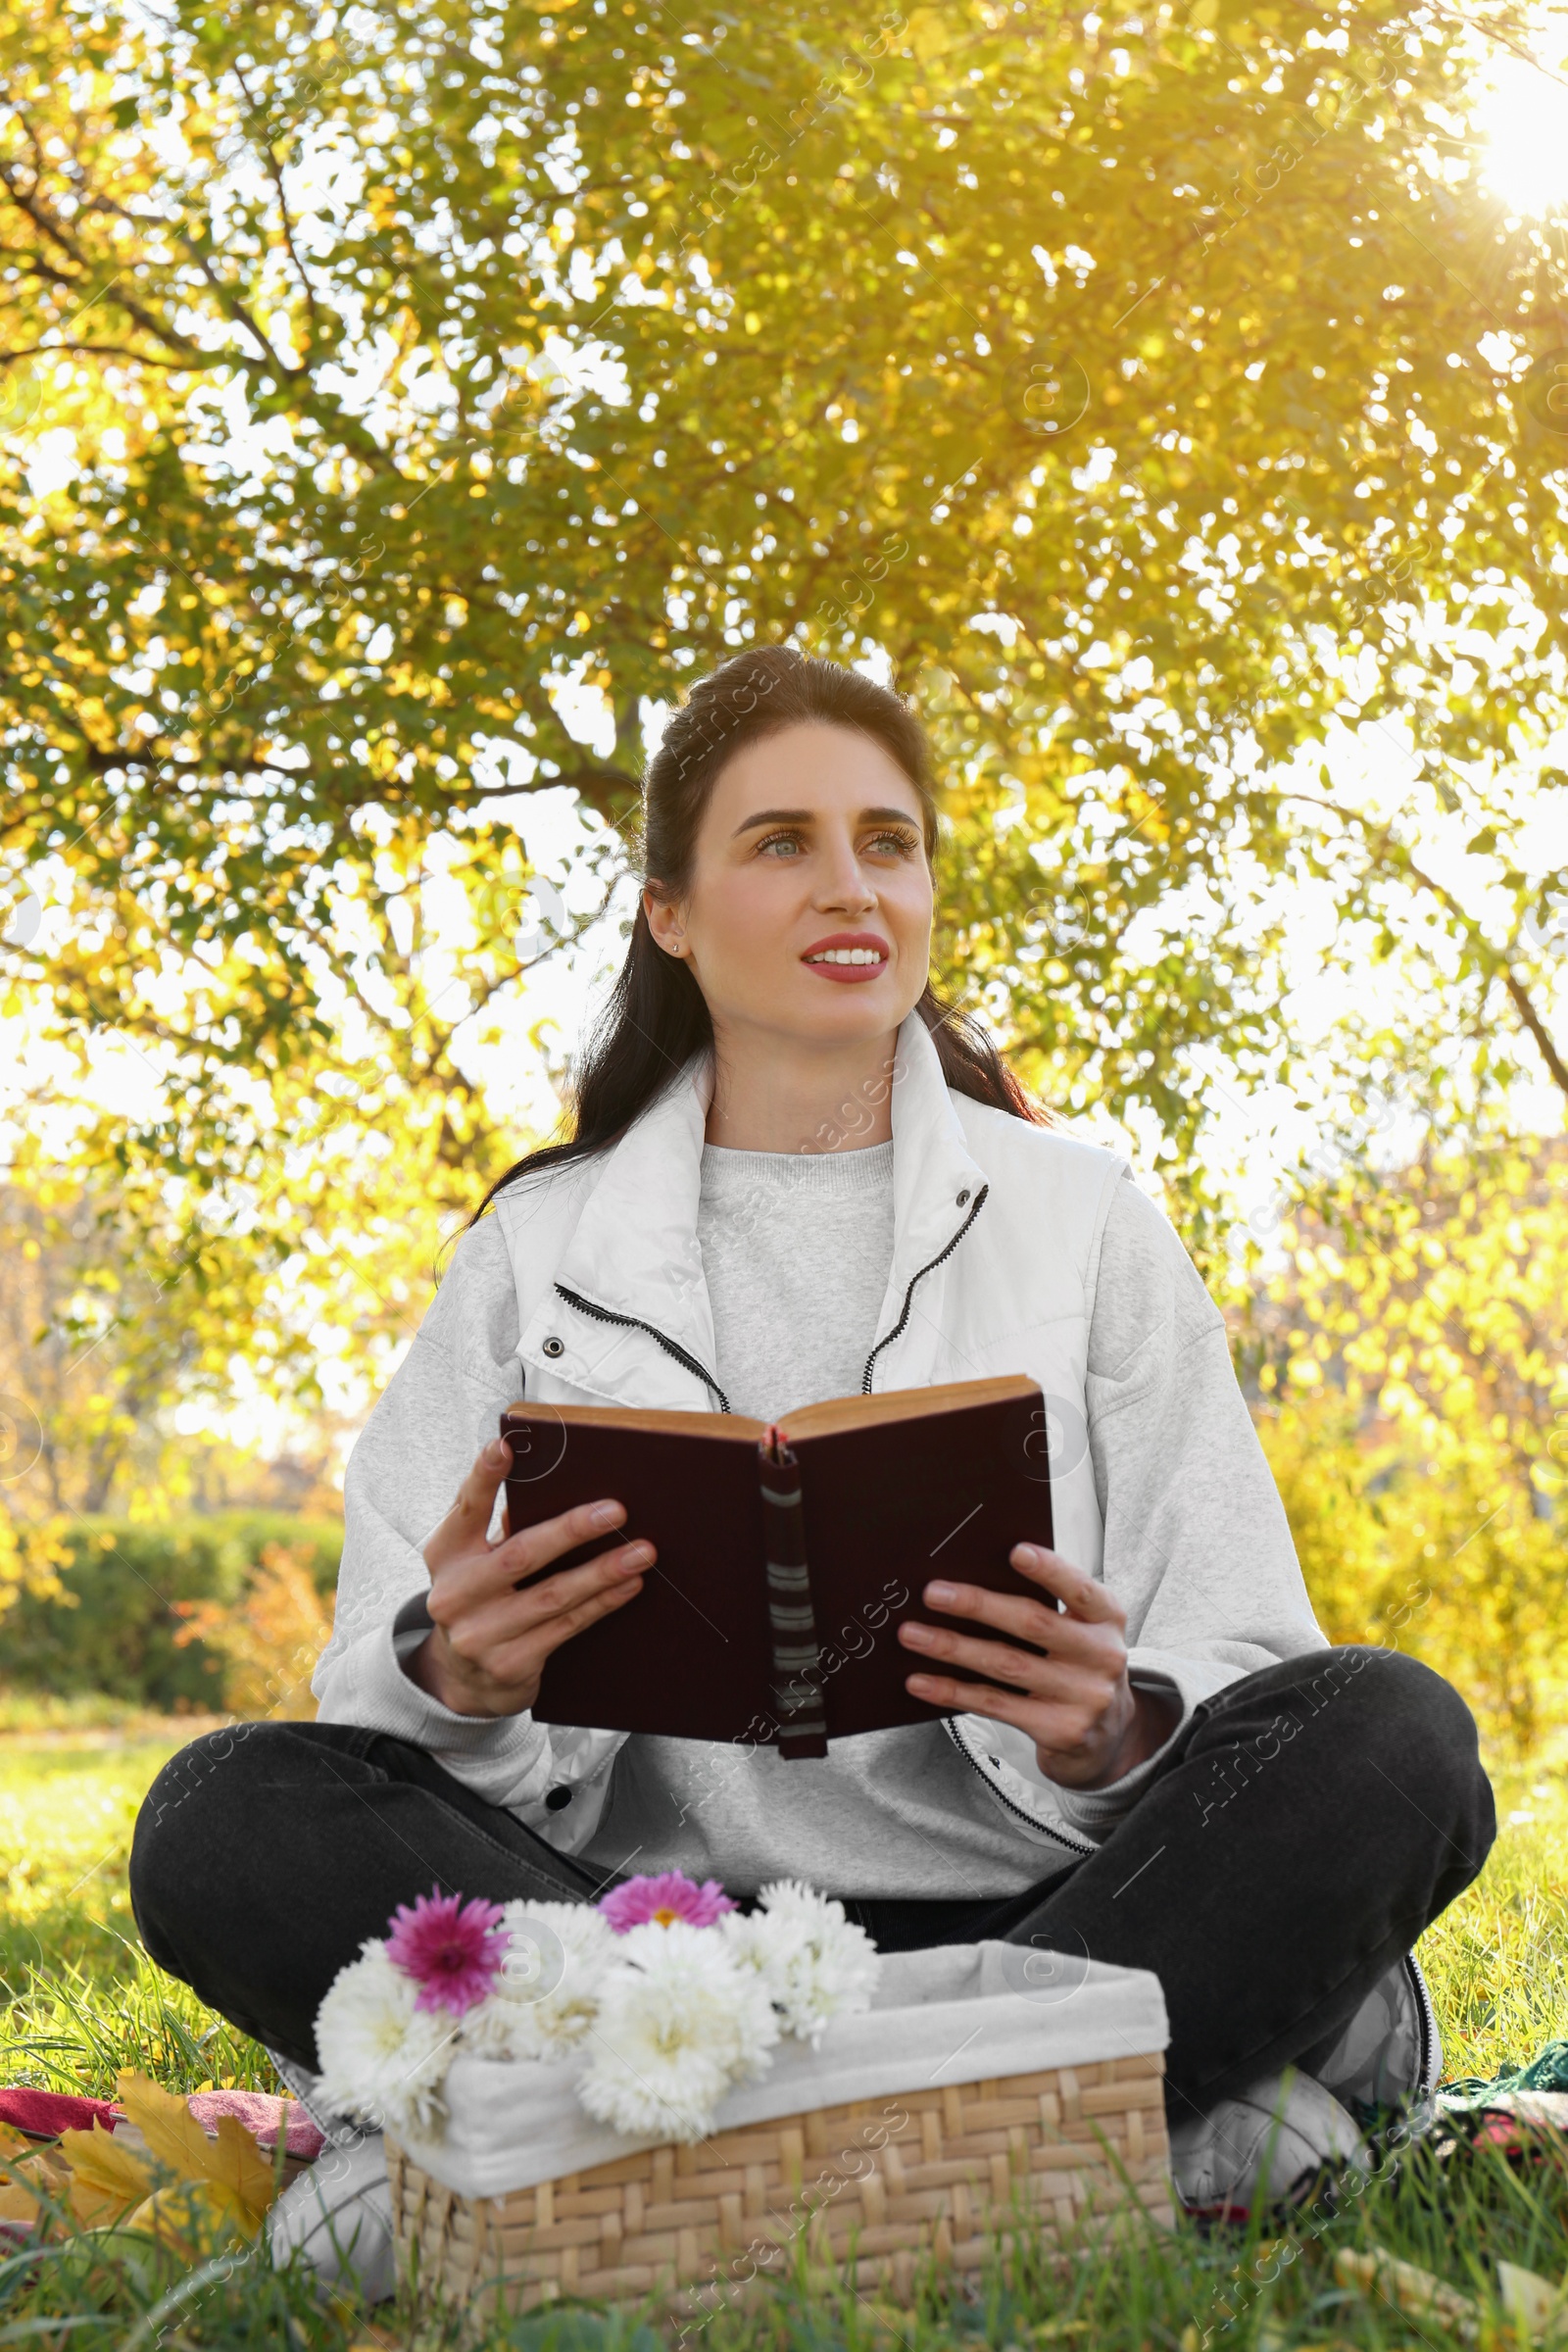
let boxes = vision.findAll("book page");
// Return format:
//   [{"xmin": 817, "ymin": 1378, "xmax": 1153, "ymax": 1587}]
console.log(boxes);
[
  {"xmin": 776, "ymin": 1373, "xmax": 1038, "ymax": 1444},
  {"xmin": 503, "ymin": 1401, "xmax": 766, "ymax": 1441}
]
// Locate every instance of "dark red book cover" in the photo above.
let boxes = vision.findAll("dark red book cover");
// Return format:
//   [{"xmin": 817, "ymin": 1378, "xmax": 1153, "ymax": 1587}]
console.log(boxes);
[{"xmin": 502, "ymin": 1376, "xmax": 1054, "ymax": 1749}]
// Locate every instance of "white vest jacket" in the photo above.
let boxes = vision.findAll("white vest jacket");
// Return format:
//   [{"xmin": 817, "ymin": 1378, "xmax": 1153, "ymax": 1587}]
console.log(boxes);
[{"xmin": 317, "ymin": 1013, "xmax": 1326, "ymax": 1866}]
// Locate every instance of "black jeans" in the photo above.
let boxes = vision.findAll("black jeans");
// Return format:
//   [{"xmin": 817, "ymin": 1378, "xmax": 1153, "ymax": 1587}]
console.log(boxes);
[{"xmin": 130, "ymin": 1647, "xmax": 1494, "ymax": 2120}]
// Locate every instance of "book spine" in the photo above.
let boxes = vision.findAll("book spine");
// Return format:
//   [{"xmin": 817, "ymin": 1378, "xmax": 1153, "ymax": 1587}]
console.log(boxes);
[{"xmin": 759, "ymin": 1433, "xmax": 828, "ymax": 1760}]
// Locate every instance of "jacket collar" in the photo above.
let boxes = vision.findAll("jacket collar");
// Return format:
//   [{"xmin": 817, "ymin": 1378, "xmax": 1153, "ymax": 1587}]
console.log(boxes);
[
  {"xmin": 550, "ymin": 1052, "xmax": 717, "ymax": 1374},
  {"xmin": 883, "ymin": 1011, "xmax": 990, "ymax": 1308},
  {"xmin": 527, "ymin": 1013, "xmax": 987, "ymax": 1406}
]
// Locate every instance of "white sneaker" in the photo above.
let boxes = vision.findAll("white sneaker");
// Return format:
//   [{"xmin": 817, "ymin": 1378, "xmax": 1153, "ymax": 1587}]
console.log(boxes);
[
  {"xmin": 1168, "ymin": 2069, "xmax": 1372, "ymax": 2220},
  {"xmin": 267, "ymin": 2129, "xmax": 396, "ymax": 2302},
  {"xmin": 1300, "ymin": 1956, "xmax": 1439, "ymax": 2119}
]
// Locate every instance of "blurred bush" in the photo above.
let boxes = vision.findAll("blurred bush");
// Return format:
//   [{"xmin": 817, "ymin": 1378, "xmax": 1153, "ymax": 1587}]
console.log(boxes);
[
  {"xmin": 0, "ymin": 1515, "xmax": 341, "ymax": 1714},
  {"xmin": 172, "ymin": 1542, "xmax": 334, "ymax": 1719},
  {"xmin": 1257, "ymin": 1394, "xmax": 1567, "ymax": 1757},
  {"xmin": 1241, "ymin": 1144, "xmax": 1568, "ymax": 1758}
]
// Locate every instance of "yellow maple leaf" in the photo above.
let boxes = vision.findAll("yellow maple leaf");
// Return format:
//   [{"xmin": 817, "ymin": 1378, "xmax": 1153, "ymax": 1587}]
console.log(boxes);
[
  {"xmin": 0, "ymin": 2175, "xmax": 46, "ymax": 2229},
  {"xmin": 202, "ymin": 2116, "xmax": 281, "ymax": 2232},
  {"xmin": 114, "ymin": 2074, "xmax": 276, "ymax": 2235},
  {"xmin": 0, "ymin": 2156, "xmax": 87, "ymax": 2243},
  {"xmin": 57, "ymin": 2120, "xmax": 154, "ymax": 2227},
  {"xmin": 0, "ymin": 2135, "xmax": 71, "ymax": 2233},
  {"xmin": 116, "ymin": 2071, "xmax": 220, "ymax": 2178},
  {"xmin": 125, "ymin": 2180, "xmax": 227, "ymax": 2264}
]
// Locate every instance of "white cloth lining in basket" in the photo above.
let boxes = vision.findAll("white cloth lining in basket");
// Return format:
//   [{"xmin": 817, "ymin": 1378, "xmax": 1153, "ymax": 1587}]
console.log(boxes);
[{"xmin": 394, "ymin": 1942, "xmax": 1169, "ymax": 2200}]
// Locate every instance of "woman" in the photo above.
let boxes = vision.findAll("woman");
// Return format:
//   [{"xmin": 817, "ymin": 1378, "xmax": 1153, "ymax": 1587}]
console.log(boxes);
[{"xmin": 132, "ymin": 646, "xmax": 1494, "ymax": 2230}]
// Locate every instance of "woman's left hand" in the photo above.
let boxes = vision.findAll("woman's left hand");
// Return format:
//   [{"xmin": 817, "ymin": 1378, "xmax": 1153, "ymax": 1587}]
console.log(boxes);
[{"xmin": 898, "ymin": 1544, "xmax": 1178, "ymax": 1789}]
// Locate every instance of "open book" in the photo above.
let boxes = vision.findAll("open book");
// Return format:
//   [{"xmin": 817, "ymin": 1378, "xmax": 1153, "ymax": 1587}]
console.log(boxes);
[{"xmin": 501, "ymin": 1374, "xmax": 1054, "ymax": 1757}]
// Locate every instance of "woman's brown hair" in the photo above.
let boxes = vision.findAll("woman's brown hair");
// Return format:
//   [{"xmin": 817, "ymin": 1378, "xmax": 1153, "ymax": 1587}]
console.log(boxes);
[{"xmin": 476, "ymin": 645, "xmax": 1039, "ymax": 1207}]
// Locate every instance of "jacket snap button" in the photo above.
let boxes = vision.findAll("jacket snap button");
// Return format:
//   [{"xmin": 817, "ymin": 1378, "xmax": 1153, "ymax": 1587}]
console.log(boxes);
[
  {"xmin": 956, "ymin": 1189, "xmax": 971, "ymax": 1206},
  {"xmin": 542, "ymin": 1336, "xmax": 564, "ymax": 1359},
  {"xmin": 545, "ymin": 1785, "xmax": 573, "ymax": 1812}
]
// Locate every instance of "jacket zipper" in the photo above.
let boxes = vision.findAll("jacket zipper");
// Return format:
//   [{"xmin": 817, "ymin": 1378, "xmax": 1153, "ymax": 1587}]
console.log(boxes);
[
  {"xmin": 861, "ymin": 1186, "xmax": 990, "ymax": 1394},
  {"xmin": 943, "ymin": 1719, "xmax": 1100, "ymax": 1857},
  {"xmin": 562, "ymin": 1194, "xmax": 1099, "ymax": 1872},
  {"xmin": 1403, "ymin": 1950, "xmax": 1442, "ymax": 2102},
  {"xmin": 864, "ymin": 1184, "xmax": 1095, "ymax": 1851},
  {"xmin": 553, "ymin": 1284, "xmax": 732, "ymax": 1412},
  {"xmin": 557, "ymin": 1185, "xmax": 990, "ymax": 1411}
]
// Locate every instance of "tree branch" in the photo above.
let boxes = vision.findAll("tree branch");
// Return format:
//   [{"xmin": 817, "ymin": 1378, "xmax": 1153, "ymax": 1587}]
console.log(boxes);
[
  {"xmin": 230, "ymin": 61, "xmax": 324, "ymax": 357},
  {"xmin": 1275, "ymin": 786, "xmax": 1568, "ymax": 1112},
  {"xmin": 1502, "ymin": 968, "xmax": 1568, "ymax": 1100},
  {"xmin": 0, "ymin": 154, "xmax": 215, "ymax": 366},
  {"xmin": 1, "ymin": 341, "xmax": 215, "ymax": 370}
]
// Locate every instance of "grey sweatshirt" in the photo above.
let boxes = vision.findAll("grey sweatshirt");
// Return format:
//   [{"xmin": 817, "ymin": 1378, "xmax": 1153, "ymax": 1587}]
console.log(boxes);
[
  {"xmin": 580, "ymin": 1137, "xmax": 1071, "ymax": 1895},
  {"xmin": 315, "ymin": 1148, "xmax": 1323, "ymax": 1892}
]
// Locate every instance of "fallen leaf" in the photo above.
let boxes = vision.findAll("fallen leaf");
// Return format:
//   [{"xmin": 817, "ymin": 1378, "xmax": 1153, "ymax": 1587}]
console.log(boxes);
[
  {"xmin": 203, "ymin": 2116, "xmax": 282, "ymax": 2231},
  {"xmin": 1498, "ymin": 2262, "xmax": 1568, "ymax": 2344},
  {"xmin": 0, "ymin": 2179, "xmax": 46, "ymax": 2228},
  {"xmin": 116, "ymin": 2073, "xmax": 223, "ymax": 2180},
  {"xmin": 0, "ymin": 2156, "xmax": 78, "ymax": 2248},
  {"xmin": 115, "ymin": 2072, "xmax": 274, "ymax": 2234},
  {"xmin": 57, "ymin": 2120, "xmax": 154, "ymax": 2227},
  {"xmin": 125, "ymin": 2180, "xmax": 229, "ymax": 2265},
  {"xmin": 1334, "ymin": 2246, "xmax": 1480, "ymax": 2342}
]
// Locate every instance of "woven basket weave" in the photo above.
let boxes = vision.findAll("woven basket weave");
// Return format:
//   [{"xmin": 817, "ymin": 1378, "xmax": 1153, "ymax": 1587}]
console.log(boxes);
[{"xmin": 386, "ymin": 2050, "xmax": 1171, "ymax": 2322}]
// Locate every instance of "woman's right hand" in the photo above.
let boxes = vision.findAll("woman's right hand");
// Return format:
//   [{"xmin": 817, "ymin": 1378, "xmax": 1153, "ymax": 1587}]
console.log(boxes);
[{"xmin": 406, "ymin": 1436, "xmax": 653, "ymax": 1718}]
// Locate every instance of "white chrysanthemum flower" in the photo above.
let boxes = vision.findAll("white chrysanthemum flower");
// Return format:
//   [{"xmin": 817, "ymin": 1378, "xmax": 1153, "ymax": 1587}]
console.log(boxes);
[
  {"xmin": 465, "ymin": 1900, "xmax": 616, "ymax": 2062},
  {"xmin": 578, "ymin": 1920, "xmax": 778, "ymax": 2142},
  {"xmin": 314, "ymin": 1945, "xmax": 455, "ymax": 2135},
  {"xmin": 721, "ymin": 1881, "xmax": 880, "ymax": 2044}
]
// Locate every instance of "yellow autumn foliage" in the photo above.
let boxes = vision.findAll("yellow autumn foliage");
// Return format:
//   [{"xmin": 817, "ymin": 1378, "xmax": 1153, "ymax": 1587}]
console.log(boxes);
[
  {"xmin": 1249, "ymin": 1143, "xmax": 1568, "ymax": 1754},
  {"xmin": 1257, "ymin": 1394, "xmax": 1566, "ymax": 1755},
  {"xmin": 0, "ymin": 1509, "xmax": 69, "ymax": 1620}
]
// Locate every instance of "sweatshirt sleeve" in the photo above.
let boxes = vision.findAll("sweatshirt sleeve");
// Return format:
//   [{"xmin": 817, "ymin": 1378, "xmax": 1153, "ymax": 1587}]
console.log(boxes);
[
  {"xmin": 1045, "ymin": 1168, "xmax": 1326, "ymax": 1836},
  {"xmin": 311, "ymin": 1213, "xmax": 623, "ymax": 1841}
]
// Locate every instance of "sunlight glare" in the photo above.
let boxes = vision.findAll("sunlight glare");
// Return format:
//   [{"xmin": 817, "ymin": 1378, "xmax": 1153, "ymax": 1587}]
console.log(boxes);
[{"xmin": 1473, "ymin": 51, "xmax": 1568, "ymax": 217}]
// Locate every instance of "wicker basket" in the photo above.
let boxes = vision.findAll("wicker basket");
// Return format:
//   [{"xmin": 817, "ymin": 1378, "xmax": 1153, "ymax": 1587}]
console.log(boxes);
[{"xmin": 386, "ymin": 2049, "xmax": 1171, "ymax": 2323}]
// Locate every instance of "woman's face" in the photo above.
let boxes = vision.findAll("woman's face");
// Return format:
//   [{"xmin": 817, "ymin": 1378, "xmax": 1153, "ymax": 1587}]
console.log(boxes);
[{"xmin": 644, "ymin": 721, "xmax": 934, "ymax": 1054}]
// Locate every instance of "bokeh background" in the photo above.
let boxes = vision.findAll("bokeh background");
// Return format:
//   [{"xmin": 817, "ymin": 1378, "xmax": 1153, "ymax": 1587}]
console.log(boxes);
[{"xmin": 3, "ymin": 0, "xmax": 1568, "ymax": 2112}]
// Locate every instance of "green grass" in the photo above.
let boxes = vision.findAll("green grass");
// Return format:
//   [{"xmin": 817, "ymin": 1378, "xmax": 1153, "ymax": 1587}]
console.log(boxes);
[
  {"xmin": 2, "ymin": 1721, "xmax": 1566, "ymax": 2350},
  {"xmin": 2, "ymin": 1730, "xmax": 191, "ymax": 1977},
  {"xmin": 1419, "ymin": 1754, "xmax": 1568, "ymax": 2083},
  {"xmin": 0, "ymin": 1726, "xmax": 279, "ymax": 2100}
]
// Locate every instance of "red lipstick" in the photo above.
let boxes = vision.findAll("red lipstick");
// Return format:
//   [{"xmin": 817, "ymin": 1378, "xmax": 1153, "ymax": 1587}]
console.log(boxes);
[{"xmin": 800, "ymin": 931, "xmax": 891, "ymax": 985}]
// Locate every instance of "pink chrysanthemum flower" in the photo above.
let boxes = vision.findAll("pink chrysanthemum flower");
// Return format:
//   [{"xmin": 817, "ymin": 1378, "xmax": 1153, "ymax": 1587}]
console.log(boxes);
[
  {"xmin": 598, "ymin": 1872, "xmax": 737, "ymax": 1934},
  {"xmin": 385, "ymin": 1886, "xmax": 510, "ymax": 2016}
]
